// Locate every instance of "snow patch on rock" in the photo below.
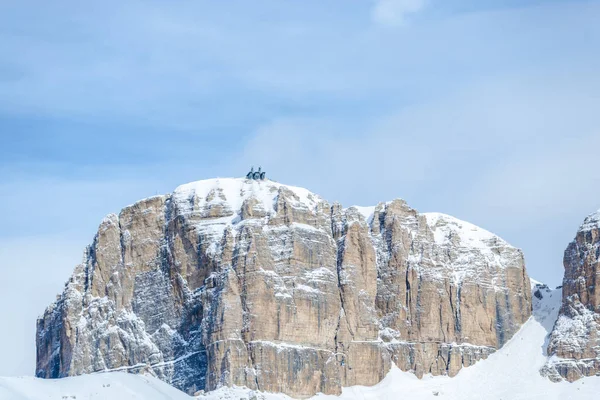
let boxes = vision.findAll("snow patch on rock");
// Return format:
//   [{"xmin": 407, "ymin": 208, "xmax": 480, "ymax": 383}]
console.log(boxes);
[
  {"xmin": 173, "ymin": 178, "xmax": 321, "ymax": 217},
  {"xmin": 578, "ymin": 209, "xmax": 600, "ymax": 232},
  {"xmin": 424, "ymin": 212, "xmax": 509, "ymax": 251},
  {"xmin": 348, "ymin": 206, "xmax": 376, "ymax": 224}
]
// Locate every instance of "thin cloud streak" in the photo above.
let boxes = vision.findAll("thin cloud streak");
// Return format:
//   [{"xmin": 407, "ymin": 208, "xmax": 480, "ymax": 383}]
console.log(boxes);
[{"xmin": 372, "ymin": 0, "xmax": 428, "ymax": 27}]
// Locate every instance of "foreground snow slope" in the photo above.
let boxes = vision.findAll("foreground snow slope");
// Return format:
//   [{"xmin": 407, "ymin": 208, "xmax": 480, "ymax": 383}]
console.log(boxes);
[
  {"xmin": 0, "ymin": 372, "xmax": 191, "ymax": 400},
  {"xmin": 5, "ymin": 282, "xmax": 600, "ymax": 400}
]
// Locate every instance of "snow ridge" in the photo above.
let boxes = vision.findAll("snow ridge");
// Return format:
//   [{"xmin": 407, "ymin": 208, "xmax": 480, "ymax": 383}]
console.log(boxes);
[
  {"xmin": 424, "ymin": 212, "xmax": 509, "ymax": 251},
  {"xmin": 173, "ymin": 178, "xmax": 321, "ymax": 217}
]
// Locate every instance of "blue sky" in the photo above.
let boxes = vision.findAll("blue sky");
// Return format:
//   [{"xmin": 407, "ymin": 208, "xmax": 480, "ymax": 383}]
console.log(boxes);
[{"xmin": 0, "ymin": 0, "xmax": 599, "ymax": 376}]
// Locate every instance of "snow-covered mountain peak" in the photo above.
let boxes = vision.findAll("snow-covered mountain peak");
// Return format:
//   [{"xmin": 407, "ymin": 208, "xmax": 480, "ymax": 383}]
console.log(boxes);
[
  {"xmin": 424, "ymin": 212, "xmax": 510, "ymax": 250},
  {"xmin": 173, "ymin": 177, "xmax": 322, "ymax": 217},
  {"xmin": 37, "ymin": 176, "xmax": 532, "ymax": 398},
  {"xmin": 578, "ymin": 208, "xmax": 600, "ymax": 232}
]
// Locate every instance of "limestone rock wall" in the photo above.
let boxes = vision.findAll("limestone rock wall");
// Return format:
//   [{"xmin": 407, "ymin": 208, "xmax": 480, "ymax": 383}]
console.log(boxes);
[
  {"xmin": 36, "ymin": 178, "xmax": 532, "ymax": 398},
  {"xmin": 545, "ymin": 210, "xmax": 600, "ymax": 382}
]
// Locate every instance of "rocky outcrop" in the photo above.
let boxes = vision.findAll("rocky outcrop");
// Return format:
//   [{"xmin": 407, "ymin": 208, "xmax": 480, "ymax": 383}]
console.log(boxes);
[
  {"xmin": 545, "ymin": 210, "xmax": 600, "ymax": 381},
  {"xmin": 36, "ymin": 178, "xmax": 532, "ymax": 398}
]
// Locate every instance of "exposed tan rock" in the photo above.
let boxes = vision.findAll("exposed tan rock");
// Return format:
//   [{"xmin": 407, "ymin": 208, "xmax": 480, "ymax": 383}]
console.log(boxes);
[
  {"xmin": 545, "ymin": 210, "xmax": 600, "ymax": 381},
  {"xmin": 36, "ymin": 178, "xmax": 531, "ymax": 398}
]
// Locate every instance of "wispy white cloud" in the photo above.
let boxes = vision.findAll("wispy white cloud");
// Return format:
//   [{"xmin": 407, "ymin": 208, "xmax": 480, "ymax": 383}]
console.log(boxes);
[
  {"xmin": 372, "ymin": 0, "xmax": 427, "ymax": 27},
  {"xmin": 0, "ymin": 0, "xmax": 597, "ymax": 130}
]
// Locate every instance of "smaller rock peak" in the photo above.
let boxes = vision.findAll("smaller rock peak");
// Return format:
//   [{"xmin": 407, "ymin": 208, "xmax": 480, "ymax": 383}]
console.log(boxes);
[
  {"xmin": 578, "ymin": 209, "xmax": 600, "ymax": 233},
  {"xmin": 100, "ymin": 213, "xmax": 119, "ymax": 226},
  {"xmin": 347, "ymin": 205, "xmax": 376, "ymax": 224}
]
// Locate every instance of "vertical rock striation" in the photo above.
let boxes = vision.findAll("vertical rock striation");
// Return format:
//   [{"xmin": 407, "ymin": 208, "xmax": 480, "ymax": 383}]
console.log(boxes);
[
  {"xmin": 36, "ymin": 178, "xmax": 532, "ymax": 398},
  {"xmin": 545, "ymin": 210, "xmax": 600, "ymax": 381}
]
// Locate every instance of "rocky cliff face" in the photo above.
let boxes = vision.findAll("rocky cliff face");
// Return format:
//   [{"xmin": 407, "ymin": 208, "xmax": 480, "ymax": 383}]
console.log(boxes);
[
  {"xmin": 545, "ymin": 210, "xmax": 600, "ymax": 382},
  {"xmin": 36, "ymin": 178, "xmax": 532, "ymax": 398}
]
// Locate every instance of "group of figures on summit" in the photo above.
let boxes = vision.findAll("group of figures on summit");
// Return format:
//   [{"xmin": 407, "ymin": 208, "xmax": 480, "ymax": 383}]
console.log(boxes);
[{"xmin": 246, "ymin": 166, "xmax": 266, "ymax": 181}]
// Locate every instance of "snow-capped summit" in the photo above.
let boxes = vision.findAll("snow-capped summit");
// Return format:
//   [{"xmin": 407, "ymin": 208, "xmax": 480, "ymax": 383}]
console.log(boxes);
[
  {"xmin": 424, "ymin": 212, "xmax": 509, "ymax": 250},
  {"xmin": 36, "ymin": 178, "xmax": 531, "ymax": 398},
  {"xmin": 173, "ymin": 178, "xmax": 322, "ymax": 218},
  {"xmin": 578, "ymin": 208, "xmax": 600, "ymax": 232}
]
